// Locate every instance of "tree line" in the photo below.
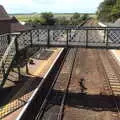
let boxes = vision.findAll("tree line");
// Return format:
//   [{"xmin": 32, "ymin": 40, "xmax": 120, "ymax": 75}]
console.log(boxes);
[
  {"xmin": 97, "ymin": 0, "xmax": 120, "ymax": 22},
  {"xmin": 26, "ymin": 12, "xmax": 89, "ymax": 26}
]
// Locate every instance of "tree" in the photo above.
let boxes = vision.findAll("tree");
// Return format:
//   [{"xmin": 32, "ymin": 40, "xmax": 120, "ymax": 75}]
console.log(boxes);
[
  {"xmin": 111, "ymin": 0, "xmax": 120, "ymax": 21},
  {"xmin": 97, "ymin": 0, "xmax": 120, "ymax": 22},
  {"xmin": 72, "ymin": 13, "xmax": 80, "ymax": 19},
  {"xmin": 70, "ymin": 13, "xmax": 81, "ymax": 25},
  {"xmin": 56, "ymin": 17, "xmax": 70, "ymax": 25},
  {"xmin": 80, "ymin": 14, "xmax": 89, "ymax": 21},
  {"xmin": 26, "ymin": 12, "xmax": 56, "ymax": 25},
  {"xmin": 40, "ymin": 12, "xmax": 56, "ymax": 25}
]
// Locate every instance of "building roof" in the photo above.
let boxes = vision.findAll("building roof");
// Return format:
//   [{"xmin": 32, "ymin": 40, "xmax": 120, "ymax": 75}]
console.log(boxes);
[
  {"xmin": 0, "ymin": 5, "xmax": 11, "ymax": 20},
  {"xmin": 10, "ymin": 17, "xmax": 30, "ymax": 32},
  {"xmin": 0, "ymin": 5, "xmax": 31, "ymax": 34}
]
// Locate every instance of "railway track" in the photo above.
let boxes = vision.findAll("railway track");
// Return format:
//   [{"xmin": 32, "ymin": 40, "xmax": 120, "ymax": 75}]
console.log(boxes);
[
  {"xmin": 37, "ymin": 48, "xmax": 120, "ymax": 120},
  {"xmin": 57, "ymin": 48, "xmax": 120, "ymax": 120},
  {"xmin": 34, "ymin": 20, "xmax": 91, "ymax": 120},
  {"xmin": 99, "ymin": 50, "xmax": 120, "ymax": 120},
  {"xmin": 35, "ymin": 48, "xmax": 77, "ymax": 120}
]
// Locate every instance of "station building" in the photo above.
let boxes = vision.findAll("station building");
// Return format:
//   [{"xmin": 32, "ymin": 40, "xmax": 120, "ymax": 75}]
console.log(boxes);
[{"xmin": 0, "ymin": 5, "xmax": 30, "ymax": 34}]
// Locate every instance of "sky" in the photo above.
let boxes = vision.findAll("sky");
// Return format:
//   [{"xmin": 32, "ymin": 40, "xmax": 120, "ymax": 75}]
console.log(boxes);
[{"xmin": 1, "ymin": 0, "xmax": 104, "ymax": 14}]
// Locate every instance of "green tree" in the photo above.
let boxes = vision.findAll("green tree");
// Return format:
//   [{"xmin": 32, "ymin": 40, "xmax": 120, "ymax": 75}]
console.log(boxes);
[
  {"xmin": 26, "ymin": 12, "xmax": 56, "ymax": 25},
  {"xmin": 97, "ymin": 0, "xmax": 120, "ymax": 22},
  {"xmin": 111, "ymin": 0, "xmax": 120, "ymax": 21},
  {"xmin": 80, "ymin": 14, "xmax": 89, "ymax": 21},
  {"xmin": 56, "ymin": 17, "xmax": 70, "ymax": 25},
  {"xmin": 72, "ymin": 12, "xmax": 80, "ymax": 19},
  {"xmin": 70, "ymin": 13, "xmax": 81, "ymax": 25},
  {"xmin": 40, "ymin": 12, "xmax": 56, "ymax": 25}
]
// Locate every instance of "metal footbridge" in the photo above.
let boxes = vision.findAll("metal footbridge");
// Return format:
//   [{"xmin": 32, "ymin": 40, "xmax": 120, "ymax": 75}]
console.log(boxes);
[
  {"xmin": 0, "ymin": 25, "xmax": 120, "ymax": 119},
  {"xmin": 1, "ymin": 26, "xmax": 120, "ymax": 86},
  {"xmin": 16, "ymin": 26, "xmax": 120, "ymax": 49}
]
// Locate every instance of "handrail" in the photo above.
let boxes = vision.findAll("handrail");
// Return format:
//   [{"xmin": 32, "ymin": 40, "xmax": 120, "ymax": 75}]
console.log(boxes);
[
  {"xmin": 0, "ymin": 36, "xmax": 16, "ymax": 82},
  {"xmin": 0, "ymin": 37, "xmax": 15, "ymax": 67},
  {"xmin": 16, "ymin": 26, "xmax": 120, "ymax": 34},
  {"xmin": 0, "ymin": 25, "xmax": 120, "ymax": 77},
  {"xmin": 0, "ymin": 33, "xmax": 10, "ymax": 37}
]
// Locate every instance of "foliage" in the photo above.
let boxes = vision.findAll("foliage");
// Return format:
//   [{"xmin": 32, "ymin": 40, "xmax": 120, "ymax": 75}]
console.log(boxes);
[
  {"xmin": 56, "ymin": 17, "xmax": 70, "ymax": 25},
  {"xmin": 40, "ymin": 12, "xmax": 56, "ymax": 25},
  {"xmin": 72, "ymin": 13, "xmax": 80, "ymax": 19},
  {"xmin": 97, "ymin": 0, "xmax": 120, "ymax": 22},
  {"xmin": 70, "ymin": 13, "xmax": 81, "ymax": 25},
  {"xmin": 71, "ymin": 13, "xmax": 89, "ymax": 25},
  {"xmin": 80, "ymin": 14, "xmax": 89, "ymax": 21},
  {"xmin": 25, "ymin": 12, "xmax": 56, "ymax": 25},
  {"xmin": 18, "ymin": 12, "xmax": 90, "ymax": 26}
]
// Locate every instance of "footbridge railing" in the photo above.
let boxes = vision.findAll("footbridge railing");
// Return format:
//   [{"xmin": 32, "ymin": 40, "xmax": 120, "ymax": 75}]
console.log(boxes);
[
  {"xmin": 0, "ymin": 34, "xmax": 17, "ymax": 86},
  {"xmin": 16, "ymin": 26, "xmax": 120, "ymax": 49},
  {"xmin": 0, "ymin": 33, "xmax": 11, "ymax": 60}
]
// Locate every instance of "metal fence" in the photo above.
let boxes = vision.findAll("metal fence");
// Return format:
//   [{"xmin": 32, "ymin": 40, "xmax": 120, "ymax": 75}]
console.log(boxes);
[
  {"xmin": 0, "ymin": 34, "xmax": 10, "ymax": 60},
  {"xmin": 15, "ymin": 26, "xmax": 120, "ymax": 49},
  {"xmin": 0, "ymin": 34, "xmax": 17, "ymax": 85}
]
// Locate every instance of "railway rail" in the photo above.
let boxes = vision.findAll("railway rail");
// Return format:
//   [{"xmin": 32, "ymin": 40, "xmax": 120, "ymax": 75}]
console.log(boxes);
[
  {"xmin": 35, "ymin": 48, "xmax": 77, "ymax": 120},
  {"xmin": 99, "ymin": 50, "xmax": 120, "ymax": 119},
  {"xmin": 32, "ymin": 48, "xmax": 120, "ymax": 120},
  {"xmin": 33, "ymin": 21, "xmax": 90, "ymax": 120}
]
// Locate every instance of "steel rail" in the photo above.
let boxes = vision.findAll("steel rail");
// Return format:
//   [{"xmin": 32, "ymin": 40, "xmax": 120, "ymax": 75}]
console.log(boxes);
[
  {"xmin": 16, "ymin": 48, "xmax": 65, "ymax": 120},
  {"xmin": 35, "ymin": 48, "xmax": 70, "ymax": 120},
  {"xmin": 57, "ymin": 48, "xmax": 78, "ymax": 120},
  {"xmin": 99, "ymin": 50, "xmax": 120, "ymax": 119}
]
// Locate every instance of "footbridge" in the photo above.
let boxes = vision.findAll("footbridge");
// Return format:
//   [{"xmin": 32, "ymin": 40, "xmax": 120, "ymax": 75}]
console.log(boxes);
[
  {"xmin": 16, "ymin": 26, "xmax": 120, "ymax": 49},
  {"xmin": 1, "ymin": 26, "xmax": 120, "ymax": 77},
  {"xmin": 0, "ymin": 25, "xmax": 120, "ymax": 119},
  {"xmin": 1, "ymin": 26, "xmax": 120, "ymax": 86}
]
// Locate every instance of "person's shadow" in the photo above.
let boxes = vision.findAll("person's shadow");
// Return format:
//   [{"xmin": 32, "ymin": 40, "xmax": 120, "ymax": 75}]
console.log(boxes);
[{"xmin": 79, "ymin": 78, "xmax": 87, "ymax": 94}]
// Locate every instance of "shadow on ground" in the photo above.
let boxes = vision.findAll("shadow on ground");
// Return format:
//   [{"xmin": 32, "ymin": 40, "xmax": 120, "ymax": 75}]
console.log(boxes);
[
  {"xmin": 17, "ymin": 47, "xmax": 54, "ymax": 67},
  {"xmin": 48, "ymin": 89, "xmax": 120, "ymax": 112},
  {"xmin": 0, "ymin": 75, "xmax": 42, "ymax": 107},
  {"xmin": 0, "ymin": 46, "xmax": 54, "ymax": 106}
]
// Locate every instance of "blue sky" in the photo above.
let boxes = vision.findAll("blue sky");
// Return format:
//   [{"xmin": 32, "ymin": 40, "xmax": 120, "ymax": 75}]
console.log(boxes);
[{"xmin": 1, "ymin": 0, "xmax": 104, "ymax": 13}]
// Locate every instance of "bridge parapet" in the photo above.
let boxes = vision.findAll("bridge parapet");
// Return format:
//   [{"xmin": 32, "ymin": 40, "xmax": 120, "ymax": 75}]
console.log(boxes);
[{"xmin": 15, "ymin": 26, "xmax": 120, "ymax": 49}]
